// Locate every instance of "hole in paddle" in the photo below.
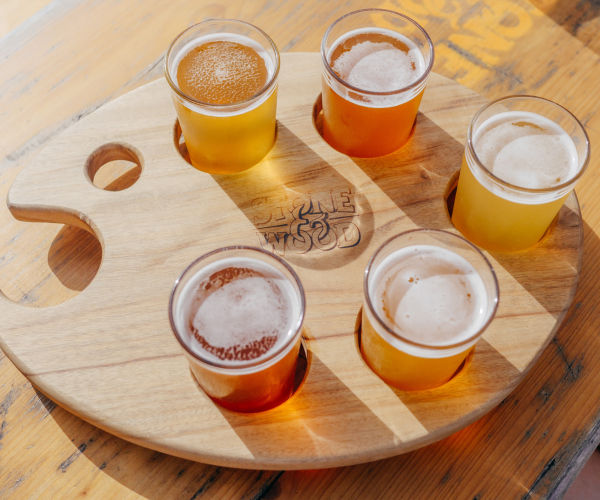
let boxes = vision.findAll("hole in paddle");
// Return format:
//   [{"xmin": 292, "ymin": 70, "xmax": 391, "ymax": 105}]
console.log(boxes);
[{"xmin": 86, "ymin": 143, "xmax": 142, "ymax": 191}]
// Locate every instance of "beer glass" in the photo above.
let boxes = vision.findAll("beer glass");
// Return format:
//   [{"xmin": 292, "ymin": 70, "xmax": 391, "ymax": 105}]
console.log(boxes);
[
  {"xmin": 320, "ymin": 9, "xmax": 434, "ymax": 157},
  {"xmin": 169, "ymin": 246, "xmax": 305, "ymax": 412},
  {"xmin": 361, "ymin": 229, "xmax": 499, "ymax": 390},
  {"xmin": 452, "ymin": 96, "xmax": 590, "ymax": 252},
  {"xmin": 165, "ymin": 20, "xmax": 280, "ymax": 174}
]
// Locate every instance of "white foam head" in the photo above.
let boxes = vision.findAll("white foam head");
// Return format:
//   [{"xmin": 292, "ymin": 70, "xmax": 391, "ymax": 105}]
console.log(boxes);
[
  {"xmin": 473, "ymin": 111, "xmax": 578, "ymax": 191},
  {"xmin": 192, "ymin": 275, "xmax": 288, "ymax": 350},
  {"xmin": 332, "ymin": 41, "xmax": 421, "ymax": 91},
  {"xmin": 175, "ymin": 257, "xmax": 300, "ymax": 365},
  {"xmin": 327, "ymin": 28, "xmax": 426, "ymax": 107},
  {"xmin": 370, "ymin": 245, "xmax": 489, "ymax": 347}
]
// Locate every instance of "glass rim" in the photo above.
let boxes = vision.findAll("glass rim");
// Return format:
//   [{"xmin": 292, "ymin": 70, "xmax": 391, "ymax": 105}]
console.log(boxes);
[
  {"xmin": 466, "ymin": 95, "xmax": 591, "ymax": 194},
  {"xmin": 363, "ymin": 228, "xmax": 500, "ymax": 351},
  {"xmin": 320, "ymin": 8, "xmax": 434, "ymax": 97},
  {"xmin": 164, "ymin": 18, "xmax": 281, "ymax": 109},
  {"xmin": 168, "ymin": 245, "xmax": 306, "ymax": 371}
]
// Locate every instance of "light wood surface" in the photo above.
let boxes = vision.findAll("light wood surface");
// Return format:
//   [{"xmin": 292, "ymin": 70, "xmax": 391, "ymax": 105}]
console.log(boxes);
[
  {"xmin": 1, "ymin": 52, "xmax": 582, "ymax": 469},
  {"xmin": 1, "ymin": 0, "xmax": 599, "ymax": 498}
]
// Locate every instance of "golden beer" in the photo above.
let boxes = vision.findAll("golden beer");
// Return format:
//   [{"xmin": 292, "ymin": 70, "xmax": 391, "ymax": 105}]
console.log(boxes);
[
  {"xmin": 169, "ymin": 247, "xmax": 305, "ymax": 412},
  {"xmin": 321, "ymin": 9, "xmax": 433, "ymax": 157},
  {"xmin": 361, "ymin": 230, "xmax": 499, "ymax": 390},
  {"xmin": 452, "ymin": 96, "xmax": 590, "ymax": 252},
  {"xmin": 165, "ymin": 20, "xmax": 279, "ymax": 174}
]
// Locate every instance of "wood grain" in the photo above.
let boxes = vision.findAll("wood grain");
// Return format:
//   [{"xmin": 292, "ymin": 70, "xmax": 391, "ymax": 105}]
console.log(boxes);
[
  {"xmin": 0, "ymin": 53, "xmax": 582, "ymax": 470},
  {"xmin": 1, "ymin": 0, "xmax": 599, "ymax": 498}
]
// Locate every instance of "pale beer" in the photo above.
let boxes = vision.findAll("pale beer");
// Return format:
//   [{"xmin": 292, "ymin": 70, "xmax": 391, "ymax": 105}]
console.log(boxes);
[
  {"xmin": 452, "ymin": 96, "xmax": 590, "ymax": 252},
  {"xmin": 165, "ymin": 20, "xmax": 279, "ymax": 174}
]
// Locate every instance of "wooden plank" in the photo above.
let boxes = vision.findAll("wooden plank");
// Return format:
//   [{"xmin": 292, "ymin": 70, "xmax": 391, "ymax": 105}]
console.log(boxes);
[
  {"xmin": 0, "ymin": 0, "xmax": 53, "ymax": 39},
  {"xmin": 0, "ymin": 354, "xmax": 282, "ymax": 499}
]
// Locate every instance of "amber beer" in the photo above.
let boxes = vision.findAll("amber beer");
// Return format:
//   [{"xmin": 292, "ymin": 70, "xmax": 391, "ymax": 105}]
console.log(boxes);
[
  {"xmin": 165, "ymin": 20, "xmax": 279, "ymax": 174},
  {"xmin": 361, "ymin": 230, "xmax": 499, "ymax": 390},
  {"xmin": 452, "ymin": 96, "xmax": 590, "ymax": 252},
  {"xmin": 321, "ymin": 9, "xmax": 434, "ymax": 157},
  {"xmin": 169, "ymin": 247, "xmax": 305, "ymax": 412}
]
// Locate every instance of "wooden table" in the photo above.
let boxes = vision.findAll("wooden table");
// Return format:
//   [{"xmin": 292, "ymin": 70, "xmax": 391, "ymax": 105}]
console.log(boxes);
[{"xmin": 0, "ymin": 1, "xmax": 598, "ymax": 498}]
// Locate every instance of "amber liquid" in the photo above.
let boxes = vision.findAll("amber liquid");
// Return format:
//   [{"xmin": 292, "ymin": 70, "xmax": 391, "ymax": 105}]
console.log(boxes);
[
  {"xmin": 361, "ymin": 309, "xmax": 471, "ymax": 390},
  {"xmin": 189, "ymin": 338, "xmax": 301, "ymax": 413},
  {"xmin": 322, "ymin": 30, "xmax": 425, "ymax": 157},
  {"xmin": 186, "ymin": 264, "xmax": 300, "ymax": 413},
  {"xmin": 174, "ymin": 38, "xmax": 277, "ymax": 174}
]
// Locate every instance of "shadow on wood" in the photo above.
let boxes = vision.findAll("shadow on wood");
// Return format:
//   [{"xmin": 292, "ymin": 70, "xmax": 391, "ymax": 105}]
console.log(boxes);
[{"xmin": 214, "ymin": 123, "xmax": 375, "ymax": 271}]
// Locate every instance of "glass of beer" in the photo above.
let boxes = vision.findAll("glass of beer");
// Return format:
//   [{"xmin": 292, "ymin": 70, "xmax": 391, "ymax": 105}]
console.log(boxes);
[
  {"xmin": 452, "ymin": 96, "xmax": 590, "ymax": 252},
  {"xmin": 169, "ymin": 246, "xmax": 305, "ymax": 412},
  {"xmin": 165, "ymin": 20, "xmax": 280, "ymax": 174},
  {"xmin": 361, "ymin": 229, "xmax": 499, "ymax": 390},
  {"xmin": 320, "ymin": 9, "xmax": 434, "ymax": 157}
]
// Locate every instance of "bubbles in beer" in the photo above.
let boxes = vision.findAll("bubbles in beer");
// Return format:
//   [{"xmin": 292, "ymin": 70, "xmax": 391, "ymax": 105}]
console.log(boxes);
[
  {"xmin": 329, "ymin": 29, "xmax": 422, "ymax": 92},
  {"xmin": 177, "ymin": 39, "xmax": 268, "ymax": 105},
  {"xmin": 474, "ymin": 111, "xmax": 578, "ymax": 189},
  {"xmin": 185, "ymin": 262, "xmax": 293, "ymax": 363},
  {"xmin": 374, "ymin": 246, "xmax": 487, "ymax": 345}
]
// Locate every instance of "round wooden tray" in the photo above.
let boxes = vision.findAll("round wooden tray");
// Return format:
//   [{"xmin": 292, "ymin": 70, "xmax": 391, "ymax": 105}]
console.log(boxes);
[{"xmin": 0, "ymin": 53, "xmax": 582, "ymax": 470}]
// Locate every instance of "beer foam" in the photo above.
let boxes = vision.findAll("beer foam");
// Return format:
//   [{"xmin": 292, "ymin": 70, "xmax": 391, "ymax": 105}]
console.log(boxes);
[
  {"xmin": 177, "ymin": 40, "xmax": 268, "ymax": 105},
  {"xmin": 474, "ymin": 111, "xmax": 578, "ymax": 189},
  {"xmin": 170, "ymin": 33, "xmax": 276, "ymax": 115},
  {"xmin": 372, "ymin": 245, "xmax": 488, "ymax": 346},
  {"xmin": 333, "ymin": 42, "xmax": 420, "ymax": 92},
  {"xmin": 176, "ymin": 257, "xmax": 299, "ymax": 365},
  {"xmin": 192, "ymin": 276, "xmax": 287, "ymax": 348},
  {"xmin": 327, "ymin": 28, "xmax": 425, "ymax": 106}
]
